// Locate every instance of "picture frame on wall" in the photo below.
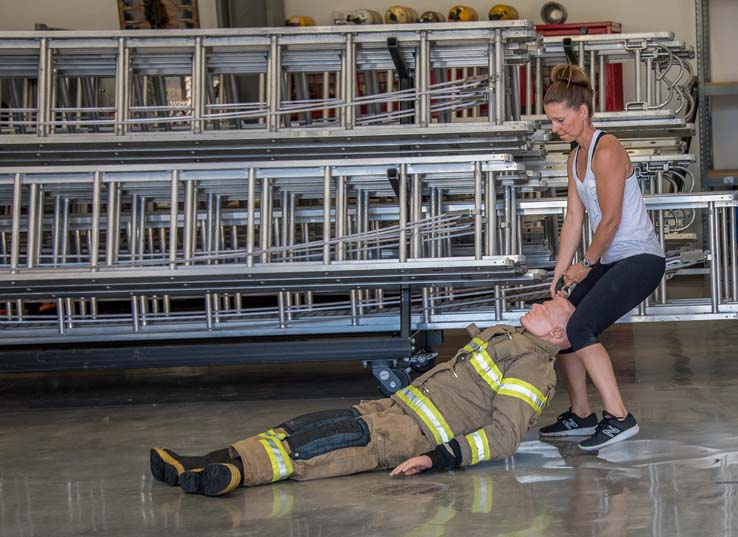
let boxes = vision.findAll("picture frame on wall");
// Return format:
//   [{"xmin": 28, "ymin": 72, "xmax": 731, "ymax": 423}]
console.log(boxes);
[{"xmin": 118, "ymin": 0, "xmax": 200, "ymax": 29}]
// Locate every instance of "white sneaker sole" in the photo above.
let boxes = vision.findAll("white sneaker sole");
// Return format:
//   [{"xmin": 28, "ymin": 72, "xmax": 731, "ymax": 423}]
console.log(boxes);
[
  {"xmin": 577, "ymin": 424, "xmax": 640, "ymax": 452},
  {"xmin": 538, "ymin": 426, "xmax": 597, "ymax": 438}
]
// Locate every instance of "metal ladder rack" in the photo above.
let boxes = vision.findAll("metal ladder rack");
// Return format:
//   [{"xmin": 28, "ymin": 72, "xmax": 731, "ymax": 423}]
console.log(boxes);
[
  {"xmin": 529, "ymin": 32, "xmax": 695, "ymax": 116},
  {"xmin": 0, "ymin": 22, "xmax": 537, "ymax": 138},
  {"xmin": 0, "ymin": 191, "xmax": 734, "ymax": 347},
  {"xmin": 0, "ymin": 26, "xmax": 696, "ymax": 165},
  {"xmin": 0, "ymin": 154, "xmax": 533, "ymax": 274}
]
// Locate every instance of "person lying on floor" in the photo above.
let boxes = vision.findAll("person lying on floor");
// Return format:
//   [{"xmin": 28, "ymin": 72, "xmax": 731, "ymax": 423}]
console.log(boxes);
[{"xmin": 150, "ymin": 296, "xmax": 575, "ymax": 497}]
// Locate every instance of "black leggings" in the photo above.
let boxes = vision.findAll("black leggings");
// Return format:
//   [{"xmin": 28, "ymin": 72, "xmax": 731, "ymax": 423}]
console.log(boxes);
[{"xmin": 562, "ymin": 253, "xmax": 665, "ymax": 353}]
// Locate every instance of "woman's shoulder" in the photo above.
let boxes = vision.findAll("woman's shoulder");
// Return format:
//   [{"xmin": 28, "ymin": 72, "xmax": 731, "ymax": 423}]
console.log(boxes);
[
  {"xmin": 593, "ymin": 133, "xmax": 628, "ymax": 165},
  {"xmin": 595, "ymin": 133, "xmax": 625, "ymax": 155}
]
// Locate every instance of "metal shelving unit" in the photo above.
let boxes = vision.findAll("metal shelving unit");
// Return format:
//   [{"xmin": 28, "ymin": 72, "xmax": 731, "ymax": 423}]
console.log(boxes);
[{"xmin": 696, "ymin": 0, "xmax": 738, "ymax": 187}]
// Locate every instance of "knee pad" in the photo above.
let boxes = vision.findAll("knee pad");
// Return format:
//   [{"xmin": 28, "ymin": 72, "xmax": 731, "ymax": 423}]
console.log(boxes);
[
  {"xmin": 286, "ymin": 417, "xmax": 370, "ymax": 460},
  {"xmin": 279, "ymin": 408, "xmax": 360, "ymax": 435}
]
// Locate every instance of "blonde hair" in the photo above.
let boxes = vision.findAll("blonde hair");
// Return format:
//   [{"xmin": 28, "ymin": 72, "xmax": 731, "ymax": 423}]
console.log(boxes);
[{"xmin": 543, "ymin": 64, "xmax": 594, "ymax": 117}]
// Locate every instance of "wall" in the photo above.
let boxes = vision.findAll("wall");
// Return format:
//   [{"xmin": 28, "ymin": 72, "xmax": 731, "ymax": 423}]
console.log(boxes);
[{"xmin": 284, "ymin": 0, "xmax": 696, "ymax": 43}]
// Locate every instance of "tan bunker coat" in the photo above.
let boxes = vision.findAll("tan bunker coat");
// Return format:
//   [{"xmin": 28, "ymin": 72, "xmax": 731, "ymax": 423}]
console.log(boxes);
[{"xmin": 231, "ymin": 325, "xmax": 559, "ymax": 487}]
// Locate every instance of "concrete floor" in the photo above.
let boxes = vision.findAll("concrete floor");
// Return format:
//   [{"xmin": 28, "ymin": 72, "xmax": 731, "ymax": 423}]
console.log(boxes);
[{"xmin": 2, "ymin": 320, "xmax": 738, "ymax": 537}]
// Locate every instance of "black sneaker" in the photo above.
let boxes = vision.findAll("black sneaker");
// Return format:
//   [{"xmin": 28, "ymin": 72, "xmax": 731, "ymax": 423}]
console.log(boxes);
[
  {"xmin": 539, "ymin": 409, "xmax": 598, "ymax": 437},
  {"xmin": 578, "ymin": 411, "xmax": 639, "ymax": 452}
]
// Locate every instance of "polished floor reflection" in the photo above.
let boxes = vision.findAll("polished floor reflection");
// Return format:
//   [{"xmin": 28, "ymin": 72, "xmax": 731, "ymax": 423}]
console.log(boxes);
[{"xmin": 2, "ymin": 320, "xmax": 738, "ymax": 537}]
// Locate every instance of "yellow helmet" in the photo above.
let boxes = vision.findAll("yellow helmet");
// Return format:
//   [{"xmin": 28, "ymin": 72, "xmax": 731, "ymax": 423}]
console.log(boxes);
[
  {"xmin": 419, "ymin": 11, "xmax": 447, "ymax": 23},
  {"xmin": 384, "ymin": 6, "xmax": 419, "ymax": 24},
  {"xmin": 448, "ymin": 5, "xmax": 479, "ymax": 22},
  {"xmin": 285, "ymin": 15, "xmax": 316, "ymax": 27},
  {"xmin": 347, "ymin": 9, "xmax": 383, "ymax": 25},
  {"xmin": 488, "ymin": 4, "xmax": 520, "ymax": 20}
]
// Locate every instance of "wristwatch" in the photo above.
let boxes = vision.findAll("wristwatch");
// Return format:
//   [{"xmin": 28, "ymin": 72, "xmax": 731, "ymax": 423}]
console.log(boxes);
[{"xmin": 582, "ymin": 257, "xmax": 593, "ymax": 268}]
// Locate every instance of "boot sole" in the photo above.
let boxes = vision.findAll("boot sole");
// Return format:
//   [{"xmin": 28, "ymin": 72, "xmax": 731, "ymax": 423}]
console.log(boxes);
[
  {"xmin": 202, "ymin": 463, "xmax": 242, "ymax": 497},
  {"xmin": 539, "ymin": 426, "xmax": 597, "ymax": 438},
  {"xmin": 578, "ymin": 424, "xmax": 640, "ymax": 452},
  {"xmin": 150, "ymin": 448, "xmax": 185, "ymax": 486},
  {"xmin": 180, "ymin": 469, "xmax": 205, "ymax": 494}
]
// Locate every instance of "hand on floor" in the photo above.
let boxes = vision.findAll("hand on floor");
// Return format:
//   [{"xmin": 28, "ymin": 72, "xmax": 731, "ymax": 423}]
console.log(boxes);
[{"xmin": 390, "ymin": 455, "xmax": 432, "ymax": 477}]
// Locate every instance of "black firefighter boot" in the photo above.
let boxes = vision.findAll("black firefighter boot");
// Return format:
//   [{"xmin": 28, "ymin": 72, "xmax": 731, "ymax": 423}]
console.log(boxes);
[
  {"xmin": 180, "ymin": 458, "xmax": 245, "ymax": 497},
  {"xmin": 150, "ymin": 447, "xmax": 231, "ymax": 486}
]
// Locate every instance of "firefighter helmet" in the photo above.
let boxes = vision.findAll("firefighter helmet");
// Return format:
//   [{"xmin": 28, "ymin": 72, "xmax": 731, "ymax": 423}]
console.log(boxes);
[
  {"xmin": 384, "ymin": 6, "xmax": 419, "ymax": 24},
  {"xmin": 347, "ymin": 9, "xmax": 383, "ymax": 25},
  {"xmin": 419, "ymin": 11, "xmax": 447, "ymax": 23},
  {"xmin": 488, "ymin": 5, "xmax": 520, "ymax": 20},
  {"xmin": 448, "ymin": 5, "xmax": 479, "ymax": 22},
  {"xmin": 285, "ymin": 15, "xmax": 316, "ymax": 27}
]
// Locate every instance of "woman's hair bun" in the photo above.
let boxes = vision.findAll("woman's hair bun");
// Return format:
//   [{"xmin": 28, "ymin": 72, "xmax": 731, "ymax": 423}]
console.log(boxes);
[
  {"xmin": 550, "ymin": 64, "xmax": 591, "ymax": 88},
  {"xmin": 543, "ymin": 63, "xmax": 594, "ymax": 116}
]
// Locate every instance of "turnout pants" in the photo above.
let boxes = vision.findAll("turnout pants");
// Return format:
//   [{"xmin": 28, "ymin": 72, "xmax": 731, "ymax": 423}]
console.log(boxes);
[{"xmin": 230, "ymin": 398, "xmax": 434, "ymax": 487}]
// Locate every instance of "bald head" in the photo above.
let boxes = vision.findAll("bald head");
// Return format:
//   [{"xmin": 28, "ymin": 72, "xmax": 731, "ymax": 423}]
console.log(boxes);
[{"xmin": 520, "ymin": 297, "xmax": 575, "ymax": 347}]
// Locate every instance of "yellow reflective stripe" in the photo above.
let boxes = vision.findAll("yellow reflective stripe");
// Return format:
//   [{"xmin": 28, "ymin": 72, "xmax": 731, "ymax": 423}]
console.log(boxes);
[
  {"xmin": 259, "ymin": 428, "xmax": 287, "ymax": 440},
  {"xmin": 220, "ymin": 462, "xmax": 243, "ymax": 495},
  {"xmin": 404, "ymin": 506, "xmax": 457, "ymax": 537},
  {"xmin": 153, "ymin": 448, "xmax": 185, "ymax": 476},
  {"xmin": 500, "ymin": 514, "xmax": 552, "ymax": 537},
  {"xmin": 465, "ymin": 430, "xmax": 491, "ymax": 465},
  {"xmin": 395, "ymin": 385, "xmax": 453, "ymax": 444},
  {"xmin": 498, "ymin": 378, "xmax": 547, "ymax": 414},
  {"xmin": 268, "ymin": 487, "xmax": 294, "ymax": 518},
  {"xmin": 466, "ymin": 339, "xmax": 547, "ymax": 415},
  {"xmin": 258, "ymin": 437, "xmax": 294, "ymax": 482},
  {"xmin": 472, "ymin": 475, "xmax": 493, "ymax": 513},
  {"xmin": 469, "ymin": 349, "xmax": 503, "ymax": 392},
  {"xmin": 428, "ymin": 505, "xmax": 457, "ymax": 525},
  {"xmin": 463, "ymin": 337, "xmax": 487, "ymax": 352}
]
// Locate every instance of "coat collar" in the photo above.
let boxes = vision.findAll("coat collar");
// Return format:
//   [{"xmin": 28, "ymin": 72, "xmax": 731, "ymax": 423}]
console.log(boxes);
[{"xmin": 517, "ymin": 328, "xmax": 561, "ymax": 356}]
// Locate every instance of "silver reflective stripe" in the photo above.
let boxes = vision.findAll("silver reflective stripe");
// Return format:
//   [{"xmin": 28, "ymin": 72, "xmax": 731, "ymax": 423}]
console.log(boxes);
[
  {"xmin": 470, "ymin": 351, "xmax": 502, "ymax": 390},
  {"xmin": 470, "ymin": 431, "xmax": 487, "ymax": 461},
  {"xmin": 498, "ymin": 380, "xmax": 546, "ymax": 413},
  {"xmin": 263, "ymin": 436, "xmax": 292, "ymax": 480},
  {"xmin": 397, "ymin": 386, "xmax": 452, "ymax": 443}
]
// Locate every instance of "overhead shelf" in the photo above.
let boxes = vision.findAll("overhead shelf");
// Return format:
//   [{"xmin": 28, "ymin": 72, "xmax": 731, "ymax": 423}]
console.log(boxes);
[
  {"xmin": 704, "ymin": 82, "xmax": 738, "ymax": 96},
  {"xmin": 706, "ymin": 168, "xmax": 738, "ymax": 186},
  {"xmin": 708, "ymin": 169, "xmax": 738, "ymax": 176}
]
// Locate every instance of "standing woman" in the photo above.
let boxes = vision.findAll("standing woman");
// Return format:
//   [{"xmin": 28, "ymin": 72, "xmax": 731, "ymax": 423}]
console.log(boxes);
[{"xmin": 538, "ymin": 64, "xmax": 665, "ymax": 450}]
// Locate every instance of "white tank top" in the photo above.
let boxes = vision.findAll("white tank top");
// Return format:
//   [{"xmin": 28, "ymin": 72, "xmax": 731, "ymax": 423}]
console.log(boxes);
[{"xmin": 572, "ymin": 130, "xmax": 664, "ymax": 264}]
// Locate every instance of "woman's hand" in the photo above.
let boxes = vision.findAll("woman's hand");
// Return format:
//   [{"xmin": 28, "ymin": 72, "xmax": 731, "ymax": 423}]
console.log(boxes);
[
  {"xmin": 564, "ymin": 262, "xmax": 592, "ymax": 286},
  {"xmin": 550, "ymin": 272, "xmax": 565, "ymax": 299},
  {"xmin": 390, "ymin": 455, "xmax": 432, "ymax": 477}
]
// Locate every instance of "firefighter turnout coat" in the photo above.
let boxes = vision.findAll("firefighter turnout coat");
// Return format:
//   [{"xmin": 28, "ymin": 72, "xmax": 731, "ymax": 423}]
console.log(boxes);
[{"xmin": 391, "ymin": 325, "xmax": 559, "ymax": 467}]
